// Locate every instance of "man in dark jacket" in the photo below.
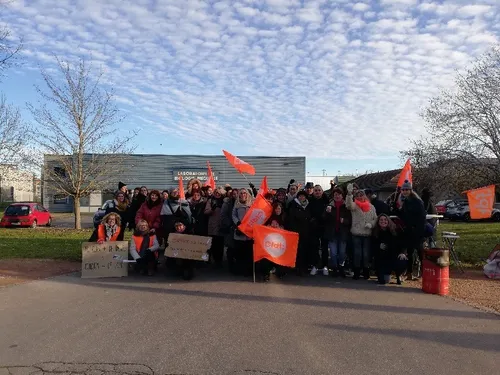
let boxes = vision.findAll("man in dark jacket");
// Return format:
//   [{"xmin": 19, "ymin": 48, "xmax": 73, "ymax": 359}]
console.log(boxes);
[{"xmin": 307, "ymin": 185, "xmax": 330, "ymax": 276}]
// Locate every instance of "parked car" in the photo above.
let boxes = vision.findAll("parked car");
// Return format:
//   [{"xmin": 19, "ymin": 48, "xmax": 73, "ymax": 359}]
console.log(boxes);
[
  {"xmin": 443, "ymin": 199, "xmax": 469, "ymax": 219},
  {"xmin": 93, "ymin": 200, "xmax": 113, "ymax": 228},
  {"xmin": 435, "ymin": 200, "xmax": 452, "ymax": 215},
  {"xmin": 448, "ymin": 203, "xmax": 500, "ymax": 222},
  {"xmin": 0, "ymin": 202, "xmax": 52, "ymax": 228}
]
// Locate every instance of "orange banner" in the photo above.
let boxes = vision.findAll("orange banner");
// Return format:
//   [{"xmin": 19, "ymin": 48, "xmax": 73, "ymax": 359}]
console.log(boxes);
[
  {"xmin": 397, "ymin": 159, "xmax": 412, "ymax": 188},
  {"xmin": 178, "ymin": 174, "xmax": 185, "ymax": 200},
  {"xmin": 253, "ymin": 225, "xmax": 298, "ymax": 268},
  {"xmin": 222, "ymin": 150, "xmax": 256, "ymax": 175},
  {"xmin": 204, "ymin": 161, "xmax": 216, "ymax": 189},
  {"xmin": 258, "ymin": 176, "xmax": 269, "ymax": 196},
  {"xmin": 238, "ymin": 194, "xmax": 273, "ymax": 238},
  {"xmin": 466, "ymin": 185, "xmax": 495, "ymax": 220}
]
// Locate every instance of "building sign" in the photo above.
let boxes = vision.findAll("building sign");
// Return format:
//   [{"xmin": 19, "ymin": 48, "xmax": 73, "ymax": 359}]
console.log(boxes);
[{"xmin": 172, "ymin": 168, "xmax": 219, "ymax": 182}]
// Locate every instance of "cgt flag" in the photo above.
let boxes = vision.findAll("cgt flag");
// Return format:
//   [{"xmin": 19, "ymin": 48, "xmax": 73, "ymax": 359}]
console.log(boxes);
[
  {"xmin": 204, "ymin": 161, "xmax": 216, "ymax": 189},
  {"xmin": 253, "ymin": 225, "xmax": 298, "ymax": 268},
  {"xmin": 466, "ymin": 185, "xmax": 495, "ymax": 220},
  {"xmin": 238, "ymin": 194, "xmax": 273, "ymax": 238},
  {"xmin": 222, "ymin": 150, "xmax": 256, "ymax": 175},
  {"xmin": 397, "ymin": 159, "xmax": 412, "ymax": 188}
]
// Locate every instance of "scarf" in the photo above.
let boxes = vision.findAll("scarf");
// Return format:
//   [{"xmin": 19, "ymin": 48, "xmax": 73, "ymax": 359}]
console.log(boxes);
[
  {"xmin": 114, "ymin": 199, "xmax": 128, "ymax": 212},
  {"xmin": 294, "ymin": 197, "xmax": 308, "ymax": 208},
  {"xmin": 104, "ymin": 223, "xmax": 118, "ymax": 241},
  {"xmin": 334, "ymin": 200, "xmax": 343, "ymax": 231},
  {"xmin": 355, "ymin": 199, "xmax": 371, "ymax": 213}
]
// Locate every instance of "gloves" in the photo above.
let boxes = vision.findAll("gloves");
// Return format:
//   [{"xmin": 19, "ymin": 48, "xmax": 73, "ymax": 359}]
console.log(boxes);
[
  {"xmin": 347, "ymin": 183, "xmax": 353, "ymax": 194},
  {"xmin": 380, "ymin": 243, "xmax": 387, "ymax": 250},
  {"xmin": 398, "ymin": 253, "xmax": 408, "ymax": 261},
  {"xmin": 365, "ymin": 223, "xmax": 372, "ymax": 229}
]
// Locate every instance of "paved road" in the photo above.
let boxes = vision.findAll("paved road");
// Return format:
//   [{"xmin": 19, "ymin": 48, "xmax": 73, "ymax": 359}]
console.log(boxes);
[
  {"xmin": 0, "ymin": 272, "xmax": 498, "ymax": 375},
  {"xmin": 52, "ymin": 214, "xmax": 94, "ymax": 229}
]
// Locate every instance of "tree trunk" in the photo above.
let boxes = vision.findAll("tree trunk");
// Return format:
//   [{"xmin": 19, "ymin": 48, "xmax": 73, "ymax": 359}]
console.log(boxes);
[{"xmin": 73, "ymin": 197, "xmax": 81, "ymax": 230}]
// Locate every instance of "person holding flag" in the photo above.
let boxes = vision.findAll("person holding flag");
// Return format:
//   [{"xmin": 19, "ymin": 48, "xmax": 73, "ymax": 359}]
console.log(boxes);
[{"xmin": 231, "ymin": 189, "xmax": 254, "ymax": 276}]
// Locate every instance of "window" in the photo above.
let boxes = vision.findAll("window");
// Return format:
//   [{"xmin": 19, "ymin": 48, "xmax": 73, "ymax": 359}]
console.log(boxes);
[
  {"xmin": 54, "ymin": 167, "xmax": 66, "ymax": 177},
  {"xmin": 53, "ymin": 194, "xmax": 68, "ymax": 204}
]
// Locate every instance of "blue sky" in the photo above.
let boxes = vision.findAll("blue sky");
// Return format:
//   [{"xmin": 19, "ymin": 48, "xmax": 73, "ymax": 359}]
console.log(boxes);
[{"xmin": 2, "ymin": 0, "xmax": 499, "ymax": 176}]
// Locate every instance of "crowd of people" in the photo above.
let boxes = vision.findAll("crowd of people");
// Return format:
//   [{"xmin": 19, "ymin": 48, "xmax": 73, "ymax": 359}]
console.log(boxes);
[{"xmin": 90, "ymin": 178, "xmax": 435, "ymax": 283}]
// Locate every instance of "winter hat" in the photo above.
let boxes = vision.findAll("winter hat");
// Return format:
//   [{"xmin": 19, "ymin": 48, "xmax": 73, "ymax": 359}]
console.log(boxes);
[
  {"xmin": 118, "ymin": 181, "xmax": 127, "ymax": 190},
  {"xmin": 305, "ymin": 182, "xmax": 314, "ymax": 189},
  {"xmin": 224, "ymin": 184, "xmax": 232, "ymax": 192},
  {"xmin": 296, "ymin": 190, "xmax": 308, "ymax": 199},
  {"xmin": 401, "ymin": 180, "xmax": 412, "ymax": 190}
]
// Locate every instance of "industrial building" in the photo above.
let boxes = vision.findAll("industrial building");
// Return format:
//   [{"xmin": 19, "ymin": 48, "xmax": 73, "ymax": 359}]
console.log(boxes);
[{"xmin": 42, "ymin": 154, "xmax": 306, "ymax": 213}]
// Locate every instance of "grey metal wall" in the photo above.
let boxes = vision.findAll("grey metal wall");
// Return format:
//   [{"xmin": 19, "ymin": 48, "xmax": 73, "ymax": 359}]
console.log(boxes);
[{"xmin": 43, "ymin": 154, "xmax": 305, "ymax": 212}]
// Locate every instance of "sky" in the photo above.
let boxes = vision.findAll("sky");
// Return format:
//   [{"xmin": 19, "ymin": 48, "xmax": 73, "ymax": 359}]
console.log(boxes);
[{"xmin": 1, "ymin": 0, "xmax": 499, "ymax": 176}]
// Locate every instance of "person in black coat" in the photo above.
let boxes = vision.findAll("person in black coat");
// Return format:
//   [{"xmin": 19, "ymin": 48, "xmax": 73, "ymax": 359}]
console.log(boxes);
[
  {"xmin": 285, "ymin": 190, "xmax": 313, "ymax": 276},
  {"xmin": 372, "ymin": 214, "xmax": 407, "ymax": 285},
  {"xmin": 307, "ymin": 185, "xmax": 330, "ymax": 275},
  {"xmin": 398, "ymin": 180, "xmax": 427, "ymax": 279},
  {"xmin": 365, "ymin": 189, "xmax": 390, "ymax": 216}
]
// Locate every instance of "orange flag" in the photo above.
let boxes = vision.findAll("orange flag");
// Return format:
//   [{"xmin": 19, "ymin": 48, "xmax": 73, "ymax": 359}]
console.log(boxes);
[
  {"xmin": 397, "ymin": 159, "xmax": 412, "ymax": 188},
  {"xmin": 258, "ymin": 176, "xmax": 269, "ymax": 195},
  {"xmin": 178, "ymin": 174, "xmax": 185, "ymax": 200},
  {"xmin": 253, "ymin": 225, "xmax": 299, "ymax": 268},
  {"xmin": 466, "ymin": 185, "xmax": 495, "ymax": 219},
  {"xmin": 223, "ymin": 150, "xmax": 256, "ymax": 175},
  {"xmin": 204, "ymin": 161, "xmax": 216, "ymax": 189},
  {"xmin": 238, "ymin": 194, "xmax": 273, "ymax": 238}
]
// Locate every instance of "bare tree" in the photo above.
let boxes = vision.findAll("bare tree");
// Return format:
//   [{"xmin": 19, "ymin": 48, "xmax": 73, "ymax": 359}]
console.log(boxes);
[
  {"xmin": 28, "ymin": 57, "xmax": 136, "ymax": 229},
  {"xmin": 0, "ymin": 96, "xmax": 28, "ymax": 164},
  {"xmin": 0, "ymin": 2, "xmax": 22, "ymax": 79},
  {"xmin": 403, "ymin": 45, "xmax": 500, "ymax": 195}
]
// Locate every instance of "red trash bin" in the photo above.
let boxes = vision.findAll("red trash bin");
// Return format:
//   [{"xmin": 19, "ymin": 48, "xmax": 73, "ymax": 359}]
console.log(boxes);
[{"xmin": 422, "ymin": 248, "xmax": 450, "ymax": 296}]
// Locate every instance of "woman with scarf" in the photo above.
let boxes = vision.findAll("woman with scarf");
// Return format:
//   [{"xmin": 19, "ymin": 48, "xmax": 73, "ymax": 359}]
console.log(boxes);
[
  {"xmin": 231, "ymin": 189, "xmax": 254, "ymax": 276},
  {"xmin": 345, "ymin": 183, "xmax": 377, "ymax": 280},
  {"xmin": 323, "ymin": 188, "xmax": 351, "ymax": 277},
  {"xmin": 286, "ymin": 190, "xmax": 313, "ymax": 276},
  {"xmin": 204, "ymin": 187, "xmax": 226, "ymax": 267},
  {"xmin": 129, "ymin": 219, "xmax": 160, "ymax": 276},
  {"xmin": 89, "ymin": 213, "xmax": 122, "ymax": 243},
  {"xmin": 104, "ymin": 191, "xmax": 129, "ymax": 240},
  {"xmin": 188, "ymin": 190, "xmax": 207, "ymax": 236},
  {"xmin": 372, "ymin": 214, "xmax": 407, "ymax": 285},
  {"xmin": 135, "ymin": 190, "xmax": 162, "ymax": 236}
]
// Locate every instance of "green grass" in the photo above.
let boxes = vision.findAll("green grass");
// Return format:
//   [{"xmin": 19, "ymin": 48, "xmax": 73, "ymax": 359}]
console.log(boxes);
[
  {"xmin": 0, "ymin": 221, "xmax": 498, "ymax": 266},
  {"xmin": 437, "ymin": 222, "xmax": 500, "ymax": 267}
]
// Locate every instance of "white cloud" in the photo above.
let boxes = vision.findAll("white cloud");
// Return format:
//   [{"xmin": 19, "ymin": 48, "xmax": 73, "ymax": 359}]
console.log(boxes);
[{"xmin": 1, "ymin": 0, "xmax": 499, "ymax": 160}]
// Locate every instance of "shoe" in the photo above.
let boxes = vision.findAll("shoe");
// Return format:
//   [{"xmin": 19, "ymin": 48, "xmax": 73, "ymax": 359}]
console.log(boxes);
[
  {"xmin": 396, "ymin": 276, "xmax": 402, "ymax": 285},
  {"xmin": 353, "ymin": 268, "xmax": 360, "ymax": 280},
  {"xmin": 322, "ymin": 267, "xmax": 329, "ymax": 276},
  {"xmin": 363, "ymin": 268, "xmax": 370, "ymax": 280},
  {"xmin": 263, "ymin": 274, "xmax": 270, "ymax": 282},
  {"xmin": 310, "ymin": 266, "xmax": 318, "ymax": 276}
]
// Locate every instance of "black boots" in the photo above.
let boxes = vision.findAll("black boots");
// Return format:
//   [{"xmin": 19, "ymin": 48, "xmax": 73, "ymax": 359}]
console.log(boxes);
[
  {"xmin": 363, "ymin": 268, "xmax": 370, "ymax": 280},
  {"xmin": 353, "ymin": 268, "xmax": 360, "ymax": 280}
]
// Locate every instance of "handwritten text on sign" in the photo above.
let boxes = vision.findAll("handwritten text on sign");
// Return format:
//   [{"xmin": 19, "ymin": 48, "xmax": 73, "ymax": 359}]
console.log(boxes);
[
  {"xmin": 164, "ymin": 233, "xmax": 212, "ymax": 261},
  {"xmin": 81, "ymin": 241, "xmax": 129, "ymax": 278}
]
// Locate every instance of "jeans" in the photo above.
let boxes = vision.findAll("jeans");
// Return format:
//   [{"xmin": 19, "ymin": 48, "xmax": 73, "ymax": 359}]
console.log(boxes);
[
  {"xmin": 328, "ymin": 238, "xmax": 346, "ymax": 268},
  {"xmin": 352, "ymin": 235, "xmax": 371, "ymax": 269}
]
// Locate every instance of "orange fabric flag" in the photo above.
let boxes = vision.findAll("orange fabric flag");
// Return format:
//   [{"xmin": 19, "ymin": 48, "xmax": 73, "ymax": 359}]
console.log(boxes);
[
  {"xmin": 397, "ymin": 159, "xmax": 412, "ymax": 188},
  {"xmin": 204, "ymin": 161, "xmax": 216, "ymax": 189},
  {"xmin": 238, "ymin": 194, "xmax": 273, "ymax": 238},
  {"xmin": 222, "ymin": 150, "xmax": 256, "ymax": 175},
  {"xmin": 466, "ymin": 185, "xmax": 495, "ymax": 219},
  {"xmin": 253, "ymin": 225, "xmax": 299, "ymax": 268},
  {"xmin": 178, "ymin": 174, "xmax": 185, "ymax": 200},
  {"xmin": 258, "ymin": 176, "xmax": 269, "ymax": 195}
]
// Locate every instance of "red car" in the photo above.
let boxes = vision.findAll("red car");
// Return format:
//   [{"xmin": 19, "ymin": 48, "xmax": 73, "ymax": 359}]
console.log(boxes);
[{"xmin": 0, "ymin": 202, "xmax": 52, "ymax": 228}]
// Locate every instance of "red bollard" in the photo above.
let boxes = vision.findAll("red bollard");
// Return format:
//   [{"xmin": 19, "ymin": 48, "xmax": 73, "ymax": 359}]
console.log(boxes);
[{"xmin": 422, "ymin": 248, "xmax": 450, "ymax": 296}]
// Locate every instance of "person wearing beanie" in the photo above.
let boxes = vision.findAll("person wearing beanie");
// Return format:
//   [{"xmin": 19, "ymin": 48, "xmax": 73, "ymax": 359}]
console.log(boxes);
[
  {"xmin": 345, "ymin": 183, "xmax": 378, "ymax": 280},
  {"xmin": 398, "ymin": 180, "xmax": 426, "ymax": 280},
  {"xmin": 323, "ymin": 188, "xmax": 351, "ymax": 277},
  {"xmin": 118, "ymin": 181, "xmax": 127, "ymax": 192},
  {"xmin": 285, "ymin": 190, "xmax": 313, "ymax": 276},
  {"xmin": 305, "ymin": 182, "xmax": 314, "ymax": 198}
]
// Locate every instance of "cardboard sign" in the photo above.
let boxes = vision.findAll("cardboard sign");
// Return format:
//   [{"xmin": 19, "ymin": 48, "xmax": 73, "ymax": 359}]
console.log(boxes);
[
  {"xmin": 164, "ymin": 233, "xmax": 212, "ymax": 261},
  {"xmin": 81, "ymin": 241, "xmax": 129, "ymax": 278}
]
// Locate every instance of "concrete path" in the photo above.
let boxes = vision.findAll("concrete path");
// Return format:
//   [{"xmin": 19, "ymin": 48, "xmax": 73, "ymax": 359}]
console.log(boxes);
[{"xmin": 0, "ymin": 272, "xmax": 498, "ymax": 375}]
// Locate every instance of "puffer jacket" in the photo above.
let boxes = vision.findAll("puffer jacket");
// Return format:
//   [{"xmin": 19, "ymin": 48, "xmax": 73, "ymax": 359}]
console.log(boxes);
[
  {"xmin": 345, "ymin": 194, "xmax": 378, "ymax": 237},
  {"xmin": 135, "ymin": 200, "xmax": 162, "ymax": 232},
  {"xmin": 204, "ymin": 196, "xmax": 224, "ymax": 236}
]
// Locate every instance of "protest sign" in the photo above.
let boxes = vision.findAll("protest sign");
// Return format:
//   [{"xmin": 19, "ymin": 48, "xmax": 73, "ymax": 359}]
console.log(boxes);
[
  {"xmin": 165, "ymin": 233, "xmax": 212, "ymax": 261},
  {"xmin": 81, "ymin": 241, "xmax": 129, "ymax": 278}
]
